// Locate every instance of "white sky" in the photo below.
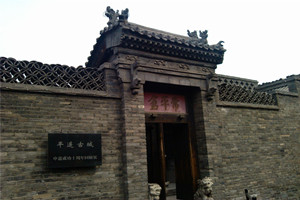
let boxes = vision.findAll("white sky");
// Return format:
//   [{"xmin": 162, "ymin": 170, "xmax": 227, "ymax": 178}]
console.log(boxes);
[{"xmin": 1, "ymin": 0, "xmax": 299, "ymax": 84}]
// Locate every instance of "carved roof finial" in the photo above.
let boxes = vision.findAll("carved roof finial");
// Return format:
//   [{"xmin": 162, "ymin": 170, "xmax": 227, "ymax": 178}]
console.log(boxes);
[
  {"xmin": 119, "ymin": 8, "xmax": 129, "ymax": 22},
  {"xmin": 187, "ymin": 30, "xmax": 198, "ymax": 39},
  {"xmin": 104, "ymin": 6, "xmax": 129, "ymax": 27},
  {"xmin": 187, "ymin": 29, "xmax": 209, "ymax": 45},
  {"xmin": 199, "ymin": 30, "xmax": 208, "ymax": 44},
  {"xmin": 105, "ymin": 6, "xmax": 119, "ymax": 27}
]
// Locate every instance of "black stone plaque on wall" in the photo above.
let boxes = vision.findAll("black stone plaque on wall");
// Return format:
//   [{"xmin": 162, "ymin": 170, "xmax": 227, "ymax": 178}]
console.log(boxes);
[{"xmin": 48, "ymin": 133, "xmax": 102, "ymax": 168}]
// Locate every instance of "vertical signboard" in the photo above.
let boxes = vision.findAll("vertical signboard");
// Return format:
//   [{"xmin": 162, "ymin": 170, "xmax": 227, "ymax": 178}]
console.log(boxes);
[{"xmin": 48, "ymin": 133, "xmax": 102, "ymax": 168}]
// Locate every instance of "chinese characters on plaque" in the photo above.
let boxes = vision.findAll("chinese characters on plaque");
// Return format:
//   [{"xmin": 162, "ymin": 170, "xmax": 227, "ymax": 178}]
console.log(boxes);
[
  {"xmin": 144, "ymin": 92, "xmax": 186, "ymax": 113},
  {"xmin": 48, "ymin": 134, "xmax": 101, "ymax": 168}
]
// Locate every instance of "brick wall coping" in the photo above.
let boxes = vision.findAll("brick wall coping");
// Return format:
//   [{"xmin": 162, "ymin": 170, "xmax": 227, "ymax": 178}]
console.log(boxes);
[
  {"xmin": 257, "ymin": 74, "xmax": 300, "ymax": 93},
  {"xmin": 216, "ymin": 100, "xmax": 279, "ymax": 110},
  {"xmin": 0, "ymin": 82, "xmax": 121, "ymax": 99},
  {"xmin": 274, "ymin": 90, "xmax": 299, "ymax": 97}
]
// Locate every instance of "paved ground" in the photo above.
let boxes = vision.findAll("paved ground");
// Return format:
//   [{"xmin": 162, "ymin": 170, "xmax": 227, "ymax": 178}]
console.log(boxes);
[{"xmin": 166, "ymin": 196, "xmax": 178, "ymax": 200}]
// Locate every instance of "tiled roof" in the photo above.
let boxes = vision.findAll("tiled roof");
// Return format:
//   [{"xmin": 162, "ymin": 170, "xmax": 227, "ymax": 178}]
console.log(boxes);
[
  {"xmin": 101, "ymin": 22, "xmax": 225, "ymax": 51},
  {"xmin": 86, "ymin": 7, "xmax": 226, "ymax": 67}
]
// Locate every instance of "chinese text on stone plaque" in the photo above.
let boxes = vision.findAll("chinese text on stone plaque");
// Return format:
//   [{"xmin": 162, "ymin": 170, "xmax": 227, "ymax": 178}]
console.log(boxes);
[
  {"xmin": 144, "ymin": 92, "xmax": 186, "ymax": 113},
  {"xmin": 48, "ymin": 133, "xmax": 102, "ymax": 168}
]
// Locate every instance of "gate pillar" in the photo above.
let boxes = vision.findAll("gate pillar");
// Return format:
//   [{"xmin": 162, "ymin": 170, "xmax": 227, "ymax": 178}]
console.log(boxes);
[{"xmin": 120, "ymin": 81, "xmax": 148, "ymax": 199}]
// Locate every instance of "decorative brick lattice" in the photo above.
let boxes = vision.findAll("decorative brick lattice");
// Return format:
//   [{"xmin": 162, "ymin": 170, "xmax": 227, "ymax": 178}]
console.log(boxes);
[
  {"xmin": 0, "ymin": 57, "xmax": 105, "ymax": 91},
  {"xmin": 218, "ymin": 83, "xmax": 277, "ymax": 105},
  {"xmin": 217, "ymin": 76, "xmax": 257, "ymax": 91}
]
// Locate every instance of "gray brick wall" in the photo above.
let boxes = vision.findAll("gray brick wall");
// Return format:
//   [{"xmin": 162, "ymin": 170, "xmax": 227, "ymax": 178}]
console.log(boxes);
[
  {"xmin": 201, "ymin": 83, "xmax": 300, "ymax": 199},
  {"xmin": 1, "ymin": 76, "xmax": 299, "ymax": 200},
  {"xmin": 0, "ymin": 90, "xmax": 124, "ymax": 200}
]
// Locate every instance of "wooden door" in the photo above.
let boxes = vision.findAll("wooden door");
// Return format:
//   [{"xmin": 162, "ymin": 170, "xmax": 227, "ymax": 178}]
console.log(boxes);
[
  {"xmin": 164, "ymin": 123, "xmax": 194, "ymax": 200},
  {"xmin": 146, "ymin": 122, "xmax": 196, "ymax": 200},
  {"xmin": 146, "ymin": 123, "xmax": 166, "ymax": 199}
]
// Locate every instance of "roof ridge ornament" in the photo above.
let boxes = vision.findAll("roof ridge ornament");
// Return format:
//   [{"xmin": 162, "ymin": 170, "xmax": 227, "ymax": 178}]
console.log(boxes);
[
  {"xmin": 187, "ymin": 29, "xmax": 225, "ymax": 50},
  {"xmin": 199, "ymin": 30, "xmax": 208, "ymax": 44},
  {"xmin": 105, "ymin": 6, "xmax": 129, "ymax": 28},
  {"xmin": 187, "ymin": 30, "xmax": 198, "ymax": 39},
  {"xmin": 119, "ymin": 8, "xmax": 129, "ymax": 22},
  {"xmin": 187, "ymin": 29, "xmax": 208, "ymax": 44}
]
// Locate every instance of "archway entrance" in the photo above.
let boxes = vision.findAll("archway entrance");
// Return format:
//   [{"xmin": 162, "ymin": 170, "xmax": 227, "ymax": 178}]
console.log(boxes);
[{"xmin": 146, "ymin": 122, "xmax": 196, "ymax": 200}]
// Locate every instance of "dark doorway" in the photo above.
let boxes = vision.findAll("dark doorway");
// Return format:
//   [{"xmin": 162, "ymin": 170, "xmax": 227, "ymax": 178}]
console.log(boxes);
[{"xmin": 146, "ymin": 123, "xmax": 194, "ymax": 200}]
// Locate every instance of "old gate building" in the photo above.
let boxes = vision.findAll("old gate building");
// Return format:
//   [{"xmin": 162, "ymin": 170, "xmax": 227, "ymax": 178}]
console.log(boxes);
[{"xmin": 0, "ymin": 7, "xmax": 299, "ymax": 200}]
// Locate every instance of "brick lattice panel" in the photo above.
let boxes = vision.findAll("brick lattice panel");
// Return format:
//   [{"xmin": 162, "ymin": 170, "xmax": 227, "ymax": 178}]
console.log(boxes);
[
  {"xmin": 0, "ymin": 57, "xmax": 105, "ymax": 91},
  {"xmin": 218, "ymin": 83, "xmax": 277, "ymax": 105}
]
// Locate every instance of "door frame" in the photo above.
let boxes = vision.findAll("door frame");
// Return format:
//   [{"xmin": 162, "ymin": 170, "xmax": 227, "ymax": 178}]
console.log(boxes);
[{"xmin": 145, "ymin": 113, "xmax": 199, "ymax": 199}]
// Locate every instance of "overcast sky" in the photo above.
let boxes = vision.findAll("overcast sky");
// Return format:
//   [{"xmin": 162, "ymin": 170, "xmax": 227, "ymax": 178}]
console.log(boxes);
[{"xmin": 1, "ymin": 0, "xmax": 299, "ymax": 84}]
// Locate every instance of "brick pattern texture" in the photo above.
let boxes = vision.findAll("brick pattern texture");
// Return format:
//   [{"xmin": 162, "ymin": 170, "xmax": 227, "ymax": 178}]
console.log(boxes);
[
  {"xmin": 1, "ymin": 79, "xmax": 299, "ymax": 200},
  {"xmin": 0, "ymin": 90, "xmax": 124, "ymax": 200},
  {"xmin": 119, "ymin": 83, "xmax": 148, "ymax": 200},
  {"xmin": 201, "ymin": 84, "xmax": 300, "ymax": 199}
]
